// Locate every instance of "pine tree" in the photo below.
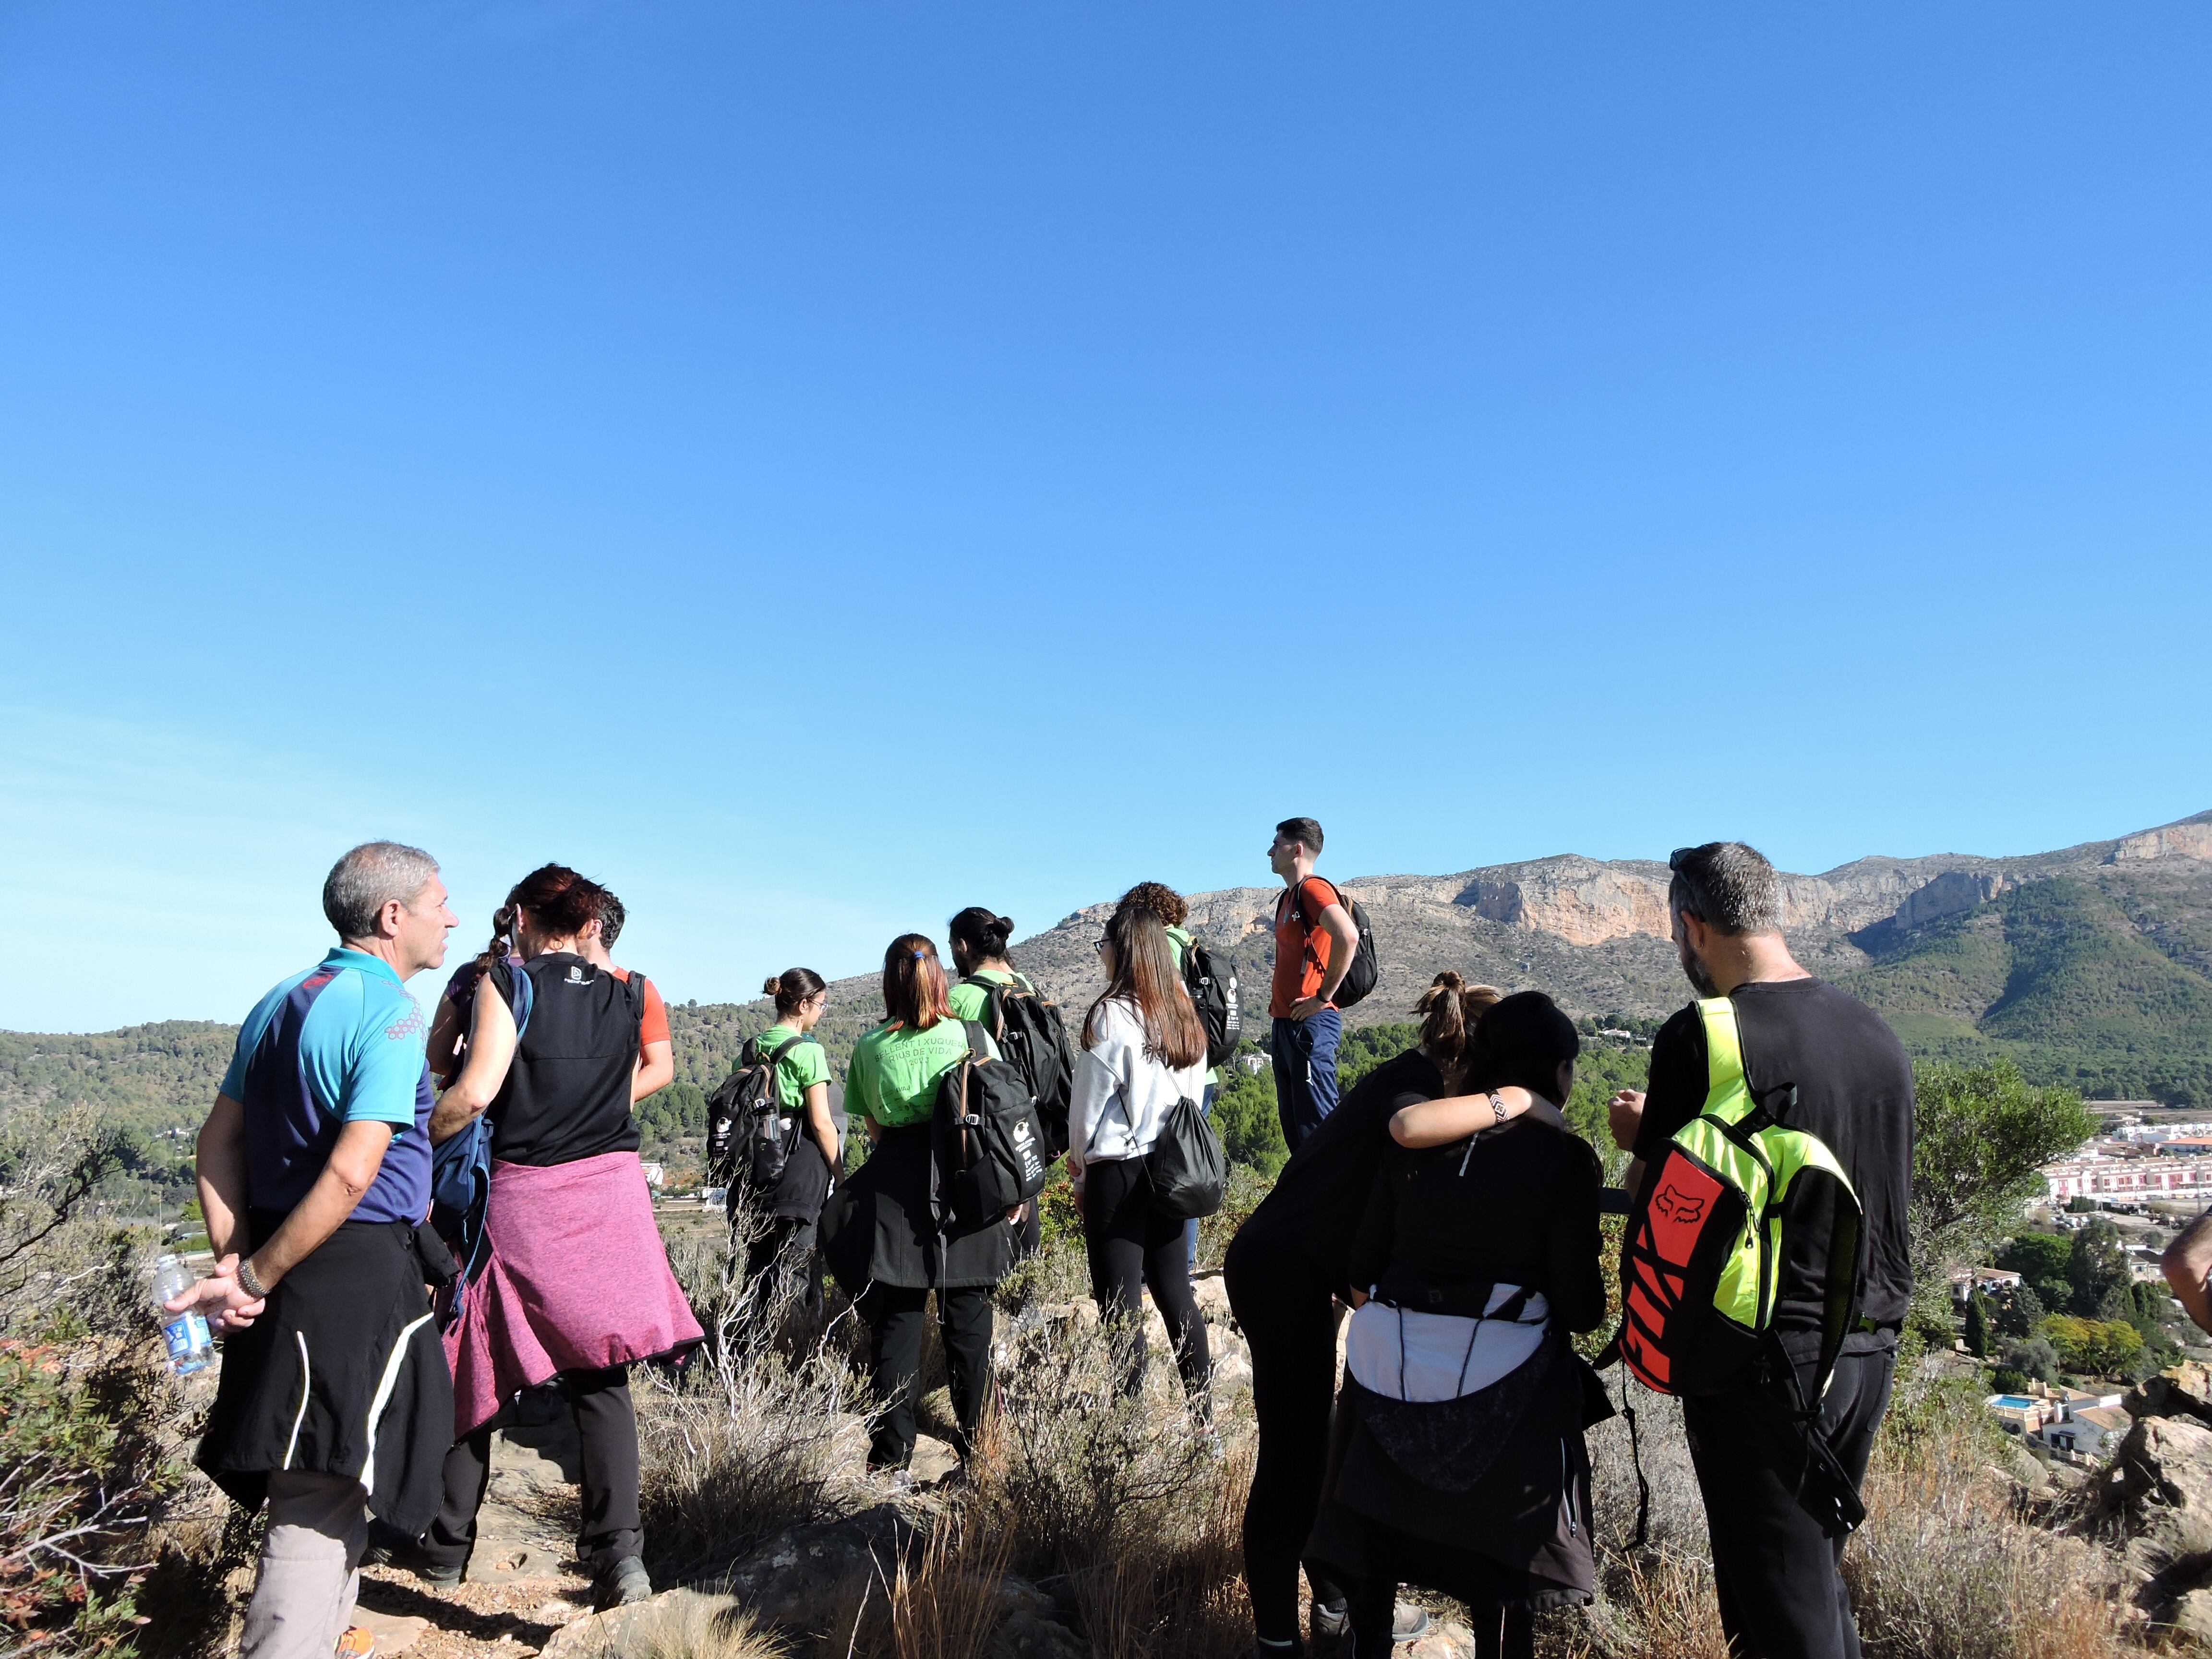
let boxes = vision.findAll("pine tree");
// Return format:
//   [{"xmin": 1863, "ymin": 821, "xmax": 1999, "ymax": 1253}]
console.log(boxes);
[{"xmin": 1964, "ymin": 1288, "xmax": 1994, "ymax": 1358}]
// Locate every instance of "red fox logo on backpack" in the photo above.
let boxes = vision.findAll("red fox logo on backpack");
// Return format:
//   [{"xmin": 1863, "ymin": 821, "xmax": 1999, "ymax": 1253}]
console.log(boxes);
[{"xmin": 1653, "ymin": 1185, "xmax": 1705, "ymax": 1224}]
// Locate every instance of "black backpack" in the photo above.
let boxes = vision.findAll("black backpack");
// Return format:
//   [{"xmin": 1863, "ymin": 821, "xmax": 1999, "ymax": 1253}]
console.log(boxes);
[
  {"xmin": 1147, "ymin": 1093, "xmax": 1227, "ymax": 1222},
  {"xmin": 706, "ymin": 1033, "xmax": 807, "ymax": 1190},
  {"xmin": 933, "ymin": 1021, "xmax": 1051, "ymax": 1229},
  {"xmin": 1181, "ymin": 939, "xmax": 1242, "ymax": 1070},
  {"xmin": 1289, "ymin": 882, "xmax": 1380, "ymax": 1010},
  {"xmin": 960, "ymin": 974, "xmax": 1077, "ymax": 1159}
]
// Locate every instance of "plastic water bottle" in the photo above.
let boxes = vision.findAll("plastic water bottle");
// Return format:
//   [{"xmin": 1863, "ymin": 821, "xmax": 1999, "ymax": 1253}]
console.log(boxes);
[{"xmin": 152, "ymin": 1252, "xmax": 214, "ymax": 1375}]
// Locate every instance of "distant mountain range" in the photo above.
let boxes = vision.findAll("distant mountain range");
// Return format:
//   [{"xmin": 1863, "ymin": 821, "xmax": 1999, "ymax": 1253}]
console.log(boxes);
[
  {"xmin": 8, "ymin": 812, "xmax": 2212, "ymax": 1165},
  {"xmin": 680, "ymin": 808, "xmax": 2212, "ymax": 1105}
]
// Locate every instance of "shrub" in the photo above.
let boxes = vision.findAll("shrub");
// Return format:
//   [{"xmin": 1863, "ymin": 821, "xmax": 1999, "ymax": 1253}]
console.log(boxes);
[
  {"xmin": 635, "ymin": 1214, "xmax": 873, "ymax": 1584},
  {"xmin": 0, "ymin": 1109, "xmax": 205, "ymax": 1659},
  {"xmin": 971, "ymin": 1304, "xmax": 1251, "ymax": 1658}
]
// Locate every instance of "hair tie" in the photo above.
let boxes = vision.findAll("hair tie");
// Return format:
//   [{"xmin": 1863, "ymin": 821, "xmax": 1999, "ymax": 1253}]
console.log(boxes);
[{"xmin": 912, "ymin": 948, "xmax": 927, "ymax": 958}]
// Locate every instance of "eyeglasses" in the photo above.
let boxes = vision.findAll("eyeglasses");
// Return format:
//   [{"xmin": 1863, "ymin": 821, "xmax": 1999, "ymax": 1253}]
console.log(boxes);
[
  {"xmin": 1093, "ymin": 937, "xmax": 1108, "ymax": 955},
  {"xmin": 1668, "ymin": 848, "xmax": 1695, "ymax": 871}
]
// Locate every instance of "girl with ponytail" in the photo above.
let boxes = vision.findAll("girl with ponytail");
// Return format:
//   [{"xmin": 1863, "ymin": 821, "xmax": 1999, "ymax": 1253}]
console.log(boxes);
[
  {"xmin": 821, "ymin": 936, "xmax": 1011, "ymax": 1478},
  {"xmin": 737, "ymin": 969, "xmax": 837, "ymax": 1316}
]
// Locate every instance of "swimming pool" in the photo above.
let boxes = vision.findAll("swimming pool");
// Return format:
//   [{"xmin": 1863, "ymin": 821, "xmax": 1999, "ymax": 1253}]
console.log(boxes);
[{"xmin": 1991, "ymin": 1395, "xmax": 2038, "ymax": 1410}]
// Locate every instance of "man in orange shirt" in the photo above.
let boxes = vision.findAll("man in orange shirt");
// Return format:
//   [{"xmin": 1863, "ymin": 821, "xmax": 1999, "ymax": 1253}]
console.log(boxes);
[{"xmin": 1266, "ymin": 817, "xmax": 1361, "ymax": 1151}]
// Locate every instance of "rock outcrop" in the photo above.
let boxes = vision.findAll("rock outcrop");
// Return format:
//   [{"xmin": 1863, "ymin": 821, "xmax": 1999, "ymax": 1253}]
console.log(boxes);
[{"xmin": 2100, "ymin": 1363, "xmax": 2212, "ymax": 1631}]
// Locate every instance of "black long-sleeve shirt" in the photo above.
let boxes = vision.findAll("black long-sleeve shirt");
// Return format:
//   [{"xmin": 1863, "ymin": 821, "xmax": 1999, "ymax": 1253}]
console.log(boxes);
[{"xmin": 1349, "ymin": 1111, "xmax": 1607, "ymax": 1335}]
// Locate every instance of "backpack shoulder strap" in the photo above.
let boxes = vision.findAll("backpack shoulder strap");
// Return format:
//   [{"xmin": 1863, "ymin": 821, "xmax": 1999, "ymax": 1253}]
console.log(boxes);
[
  {"xmin": 1695, "ymin": 998, "xmax": 1756, "ymax": 1129},
  {"xmin": 962, "ymin": 1019, "xmax": 993, "ymax": 1058},
  {"xmin": 503, "ymin": 960, "xmax": 534, "ymax": 1039},
  {"xmin": 769, "ymin": 1034, "xmax": 805, "ymax": 1065}
]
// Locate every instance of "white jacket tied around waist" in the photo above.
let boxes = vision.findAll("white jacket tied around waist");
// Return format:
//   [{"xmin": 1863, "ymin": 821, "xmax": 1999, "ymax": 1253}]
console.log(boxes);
[
  {"xmin": 1346, "ymin": 1285, "xmax": 1551, "ymax": 1403},
  {"xmin": 1068, "ymin": 997, "xmax": 1208, "ymax": 1173}
]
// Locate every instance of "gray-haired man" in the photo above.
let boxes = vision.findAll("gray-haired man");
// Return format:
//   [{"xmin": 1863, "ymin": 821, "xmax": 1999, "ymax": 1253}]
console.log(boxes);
[
  {"xmin": 167, "ymin": 842, "xmax": 458, "ymax": 1659},
  {"xmin": 1606, "ymin": 842, "xmax": 1914, "ymax": 1659}
]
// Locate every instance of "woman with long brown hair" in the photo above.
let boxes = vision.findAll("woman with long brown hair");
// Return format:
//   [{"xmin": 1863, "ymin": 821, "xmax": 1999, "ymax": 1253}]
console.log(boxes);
[
  {"xmin": 1068, "ymin": 902, "xmax": 1213, "ymax": 1402},
  {"xmin": 820, "ymin": 934, "xmax": 1011, "ymax": 1479}
]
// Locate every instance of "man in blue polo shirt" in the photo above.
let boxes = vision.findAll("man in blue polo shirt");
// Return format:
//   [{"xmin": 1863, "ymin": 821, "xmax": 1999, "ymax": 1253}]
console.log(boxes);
[{"xmin": 167, "ymin": 842, "xmax": 459, "ymax": 1659}]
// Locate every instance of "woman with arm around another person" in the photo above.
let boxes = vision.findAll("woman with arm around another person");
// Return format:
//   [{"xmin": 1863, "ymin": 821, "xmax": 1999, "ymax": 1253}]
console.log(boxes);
[
  {"xmin": 1307, "ymin": 991, "xmax": 1606, "ymax": 1659},
  {"xmin": 824, "ymin": 935, "xmax": 1012, "ymax": 1477},
  {"xmin": 1226, "ymin": 972, "xmax": 1501, "ymax": 1655},
  {"xmin": 739, "ymin": 968, "xmax": 840, "ymax": 1318},
  {"xmin": 1068, "ymin": 902, "xmax": 1213, "ymax": 1407},
  {"xmin": 413, "ymin": 865, "xmax": 704, "ymax": 1610}
]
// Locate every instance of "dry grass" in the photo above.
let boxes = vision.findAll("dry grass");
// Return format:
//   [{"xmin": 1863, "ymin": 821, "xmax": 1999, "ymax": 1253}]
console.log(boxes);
[
  {"xmin": 874, "ymin": 1515, "xmax": 1012, "ymax": 1659},
  {"xmin": 630, "ymin": 1596, "xmax": 793, "ymax": 1659},
  {"xmin": 1844, "ymin": 1383, "xmax": 2131, "ymax": 1659},
  {"xmin": 637, "ymin": 1207, "xmax": 2142, "ymax": 1659},
  {"xmin": 637, "ymin": 1223, "xmax": 874, "ymax": 1584},
  {"xmin": 972, "ymin": 1301, "xmax": 1252, "ymax": 1659},
  {"xmin": 1538, "ymin": 1365, "xmax": 2136, "ymax": 1659}
]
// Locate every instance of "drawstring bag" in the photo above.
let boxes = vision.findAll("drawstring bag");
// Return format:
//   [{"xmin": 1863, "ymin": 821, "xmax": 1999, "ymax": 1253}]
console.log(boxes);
[{"xmin": 1345, "ymin": 1278, "xmax": 1558, "ymax": 1492}]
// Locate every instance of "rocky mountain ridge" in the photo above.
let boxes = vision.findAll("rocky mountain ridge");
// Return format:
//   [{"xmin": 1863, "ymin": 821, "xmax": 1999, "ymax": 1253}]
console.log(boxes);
[{"xmin": 783, "ymin": 809, "xmax": 2212, "ymax": 1041}]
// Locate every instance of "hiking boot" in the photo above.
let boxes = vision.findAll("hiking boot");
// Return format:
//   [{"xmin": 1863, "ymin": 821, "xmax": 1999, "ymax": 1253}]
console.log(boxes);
[
  {"xmin": 362, "ymin": 1518, "xmax": 463, "ymax": 1589},
  {"xmin": 1390, "ymin": 1605, "xmax": 1431, "ymax": 1644},
  {"xmin": 594, "ymin": 1556, "xmax": 652, "ymax": 1610}
]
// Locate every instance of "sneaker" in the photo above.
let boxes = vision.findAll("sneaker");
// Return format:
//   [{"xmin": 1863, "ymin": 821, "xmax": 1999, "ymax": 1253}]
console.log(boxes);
[
  {"xmin": 1310, "ymin": 1602, "xmax": 1348, "ymax": 1646},
  {"xmin": 1310, "ymin": 1602, "xmax": 1430, "ymax": 1649},
  {"xmin": 1391, "ymin": 1604, "xmax": 1432, "ymax": 1644},
  {"xmin": 334, "ymin": 1627, "xmax": 375, "ymax": 1659},
  {"xmin": 594, "ymin": 1556, "xmax": 652, "ymax": 1610},
  {"xmin": 867, "ymin": 1459, "xmax": 915, "ymax": 1492},
  {"xmin": 362, "ymin": 1519, "xmax": 463, "ymax": 1589}
]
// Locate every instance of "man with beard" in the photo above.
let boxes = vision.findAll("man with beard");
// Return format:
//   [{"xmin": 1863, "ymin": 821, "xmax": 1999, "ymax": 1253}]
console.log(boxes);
[{"xmin": 1607, "ymin": 842, "xmax": 1913, "ymax": 1659}]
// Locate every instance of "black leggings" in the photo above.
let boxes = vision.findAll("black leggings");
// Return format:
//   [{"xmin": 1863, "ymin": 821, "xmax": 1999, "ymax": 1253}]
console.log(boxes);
[
  {"xmin": 1082, "ymin": 1156, "xmax": 1210, "ymax": 1401},
  {"xmin": 1224, "ymin": 1230, "xmax": 1347, "ymax": 1645},
  {"xmin": 424, "ymin": 1364, "xmax": 640, "ymax": 1575},
  {"xmin": 857, "ymin": 1283, "xmax": 994, "ymax": 1469}
]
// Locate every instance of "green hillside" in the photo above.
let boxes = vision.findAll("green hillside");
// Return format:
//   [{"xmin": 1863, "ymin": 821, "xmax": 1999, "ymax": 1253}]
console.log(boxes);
[{"xmin": 1846, "ymin": 876, "xmax": 2212, "ymax": 1105}]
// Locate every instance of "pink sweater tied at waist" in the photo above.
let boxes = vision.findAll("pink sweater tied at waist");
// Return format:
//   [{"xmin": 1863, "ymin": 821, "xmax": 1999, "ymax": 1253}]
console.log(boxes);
[{"xmin": 443, "ymin": 1148, "xmax": 705, "ymax": 1439}]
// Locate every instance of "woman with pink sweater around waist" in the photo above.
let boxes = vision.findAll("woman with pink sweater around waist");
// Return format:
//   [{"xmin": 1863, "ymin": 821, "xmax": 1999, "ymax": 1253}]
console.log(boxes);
[{"xmin": 409, "ymin": 864, "xmax": 701, "ymax": 1610}]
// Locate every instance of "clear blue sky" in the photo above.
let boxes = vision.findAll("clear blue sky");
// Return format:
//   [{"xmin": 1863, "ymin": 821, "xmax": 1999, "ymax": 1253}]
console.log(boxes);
[{"xmin": 4, "ymin": 3, "xmax": 2208, "ymax": 1032}]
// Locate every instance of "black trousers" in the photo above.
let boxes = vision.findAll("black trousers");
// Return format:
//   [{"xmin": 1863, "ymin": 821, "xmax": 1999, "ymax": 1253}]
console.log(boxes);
[
  {"xmin": 857, "ymin": 1284, "xmax": 993, "ymax": 1469},
  {"xmin": 1223, "ymin": 1231, "xmax": 1347, "ymax": 1646},
  {"xmin": 423, "ymin": 1364, "xmax": 641, "ymax": 1576},
  {"xmin": 744, "ymin": 1216, "xmax": 823, "ymax": 1321},
  {"xmin": 1082, "ymin": 1155, "xmax": 1211, "ymax": 1402},
  {"xmin": 1681, "ymin": 1347, "xmax": 1896, "ymax": 1659}
]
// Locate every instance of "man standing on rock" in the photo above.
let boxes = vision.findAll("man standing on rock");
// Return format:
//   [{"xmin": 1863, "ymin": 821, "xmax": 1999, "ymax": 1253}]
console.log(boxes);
[
  {"xmin": 166, "ymin": 842, "xmax": 459, "ymax": 1659},
  {"xmin": 1267, "ymin": 817, "xmax": 1360, "ymax": 1152},
  {"xmin": 1608, "ymin": 842, "xmax": 1913, "ymax": 1659}
]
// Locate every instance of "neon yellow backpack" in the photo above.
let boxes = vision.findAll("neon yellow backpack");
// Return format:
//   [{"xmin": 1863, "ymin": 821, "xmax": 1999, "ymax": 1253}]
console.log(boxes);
[{"xmin": 1619, "ymin": 997, "xmax": 1865, "ymax": 1400}]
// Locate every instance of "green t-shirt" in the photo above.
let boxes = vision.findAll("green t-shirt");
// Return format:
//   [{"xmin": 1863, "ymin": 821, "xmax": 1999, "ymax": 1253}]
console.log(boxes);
[
  {"xmin": 847, "ymin": 1018, "xmax": 996, "ymax": 1130},
  {"xmin": 752, "ymin": 1022, "xmax": 833, "ymax": 1112},
  {"xmin": 946, "ymin": 968, "xmax": 1029, "ymax": 1027},
  {"xmin": 1164, "ymin": 926, "xmax": 1222, "ymax": 1088}
]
